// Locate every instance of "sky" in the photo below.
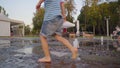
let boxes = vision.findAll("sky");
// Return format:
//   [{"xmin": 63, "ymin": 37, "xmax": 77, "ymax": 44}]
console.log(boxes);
[{"xmin": 0, "ymin": 0, "xmax": 83, "ymax": 28}]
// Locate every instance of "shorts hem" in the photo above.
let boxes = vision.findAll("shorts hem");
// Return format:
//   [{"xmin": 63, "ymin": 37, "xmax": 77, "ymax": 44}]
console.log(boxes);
[
  {"xmin": 55, "ymin": 32, "xmax": 62, "ymax": 36},
  {"xmin": 40, "ymin": 32, "xmax": 47, "ymax": 38}
]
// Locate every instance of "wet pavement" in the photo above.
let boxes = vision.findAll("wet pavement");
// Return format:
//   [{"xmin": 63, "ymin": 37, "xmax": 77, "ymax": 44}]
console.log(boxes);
[{"xmin": 0, "ymin": 37, "xmax": 120, "ymax": 68}]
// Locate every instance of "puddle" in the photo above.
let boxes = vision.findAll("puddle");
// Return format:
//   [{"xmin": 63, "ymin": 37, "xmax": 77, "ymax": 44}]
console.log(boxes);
[
  {"xmin": 0, "ymin": 40, "xmax": 10, "ymax": 44},
  {"xmin": 0, "ymin": 40, "xmax": 10, "ymax": 48},
  {"xmin": 0, "ymin": 37, "xmax": 120, "ymax": 68}
]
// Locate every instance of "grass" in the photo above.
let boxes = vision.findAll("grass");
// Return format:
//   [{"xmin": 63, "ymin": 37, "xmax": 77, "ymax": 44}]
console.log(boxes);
[{"xmin": 0, "ymin": 36, "xmax": 11, "ymax": 38}]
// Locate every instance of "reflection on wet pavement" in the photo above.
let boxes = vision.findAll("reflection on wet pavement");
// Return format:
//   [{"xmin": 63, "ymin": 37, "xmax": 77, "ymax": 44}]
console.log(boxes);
[
  {"xmin": 0, "ymin": 37, "xmax": 120, "ymax": 68},
  {"xmin": 16, "ymin": 47, "xmax": 33, "ymax": 54},
  {"xmin": 0, "ymin": 40, "xmax": 10, "ymax": 47}
]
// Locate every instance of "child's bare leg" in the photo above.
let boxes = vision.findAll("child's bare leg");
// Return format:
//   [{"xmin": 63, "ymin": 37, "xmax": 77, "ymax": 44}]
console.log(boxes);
[
  {"xmin": 54, "ymin": 34, "xmax": 78, "ymax": 59},
  {"xmin": 38, "ymin": 35, "xmax": 51, "ymax": 62}
]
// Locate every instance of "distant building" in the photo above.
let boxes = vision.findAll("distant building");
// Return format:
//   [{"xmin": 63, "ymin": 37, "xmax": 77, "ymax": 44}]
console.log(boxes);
[{"xmin": 0, "ymin": 13, "xmax": 25, "ymax": 36}]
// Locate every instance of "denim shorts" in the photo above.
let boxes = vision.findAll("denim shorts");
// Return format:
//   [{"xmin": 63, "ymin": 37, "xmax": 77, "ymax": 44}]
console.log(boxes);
[{"xmin": 40, "ymin": 15, "xmax": 64, "ymax": 38}]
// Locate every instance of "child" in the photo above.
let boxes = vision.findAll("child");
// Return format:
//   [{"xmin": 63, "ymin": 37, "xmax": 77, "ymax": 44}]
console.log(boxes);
[
  {"xmin": 113, "ymin": 36, "xmax": 120, "ymax": 51},
  {"xmin": 36, "ymin": 0, "xmax": 78, "ymax": 62}
]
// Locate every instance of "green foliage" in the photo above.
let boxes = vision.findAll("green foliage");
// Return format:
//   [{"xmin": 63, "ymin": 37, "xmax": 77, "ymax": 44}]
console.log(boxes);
[
  {"xmin": 32, "ymin": 8, "xmax": 45, "ymax": 35},
  {"xmin": 0, "ymin": 6, "xmax": 2, "ymax": 12},
  {"xmin": 65, "ymin": 0, "xmax": 75, "ymax": 23},
  {"xmin": 25, "ymin": 25, "xmax": 31, "ymax": 35},
  {"xmin": 78, "ymin": 0, "xmax": 119, "ymax": 35},
  {"xmin": 0, "ymin": 5, "xmax": 8, "ymax": 16}
]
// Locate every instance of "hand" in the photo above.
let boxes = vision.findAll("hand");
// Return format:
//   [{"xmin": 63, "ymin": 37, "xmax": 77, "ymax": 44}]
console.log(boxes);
[{"xmin": 36, "ymin": 4, "xmax": 41, "ymax": 10}]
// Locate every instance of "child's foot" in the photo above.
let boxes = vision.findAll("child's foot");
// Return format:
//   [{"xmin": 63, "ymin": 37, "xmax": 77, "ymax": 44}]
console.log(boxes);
[
  {"xmin": 38, "ymin": 57, "xmax": 51, "ymax": 63},
  {"xmin": 71, "ymin": 47, "xmax": 78, "ymax": 59}
]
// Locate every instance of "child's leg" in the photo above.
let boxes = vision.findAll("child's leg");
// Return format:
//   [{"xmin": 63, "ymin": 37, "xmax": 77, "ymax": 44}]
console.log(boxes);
[
  {"xmin": 54, "ymin": 34, "xmax": 78, "ymax": 59},
  {"xmin": 38, "ymin": 35, "xmax": 51, "ymax": 62}
]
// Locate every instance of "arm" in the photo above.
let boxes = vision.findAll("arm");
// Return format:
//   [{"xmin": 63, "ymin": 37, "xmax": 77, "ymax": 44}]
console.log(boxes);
[
  {"xmin": 36, "ymin": 0, "xmax": 44, "ymax": 10},
  {"xmin": 60, "ymin": 2, "xmax": 66, "ymax": 21}
]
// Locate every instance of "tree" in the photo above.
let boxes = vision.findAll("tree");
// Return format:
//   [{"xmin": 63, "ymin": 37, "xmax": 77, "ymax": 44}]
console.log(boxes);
[
  {"xmin": 82, "ymin": 0, "xmax": 92, "ymax": 31},
  {"xmin": 78, "ymin": 0, "xmax": 99, "ymax": 34},
  {"xmin": 0, "ymin": 6, "xmax": 8, "ymax": 16},
  {"xmin": 78, "ymin": 0, "xmax": 119, "ymax": 35},
  {"xmin": 65, "ymin": 0, "xmax": 75, "ymax": 22},
  {"xmin": 32, "ymin": 8, "xmax": 45, "ymax": 35},
  {"xmin": 0, "ymin": 6, "xmax": 2, "ymax": 13},
  {"xmin": 25, "ymin": 25, "xmax": 31, "ymax": 35},
  {"xmin": 87, "ymin": 0, "xmax": 100, "ymax": 35},
  {"xmin": 108, "ymin": 2, "xmax": 119, "ymax": 33}
]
